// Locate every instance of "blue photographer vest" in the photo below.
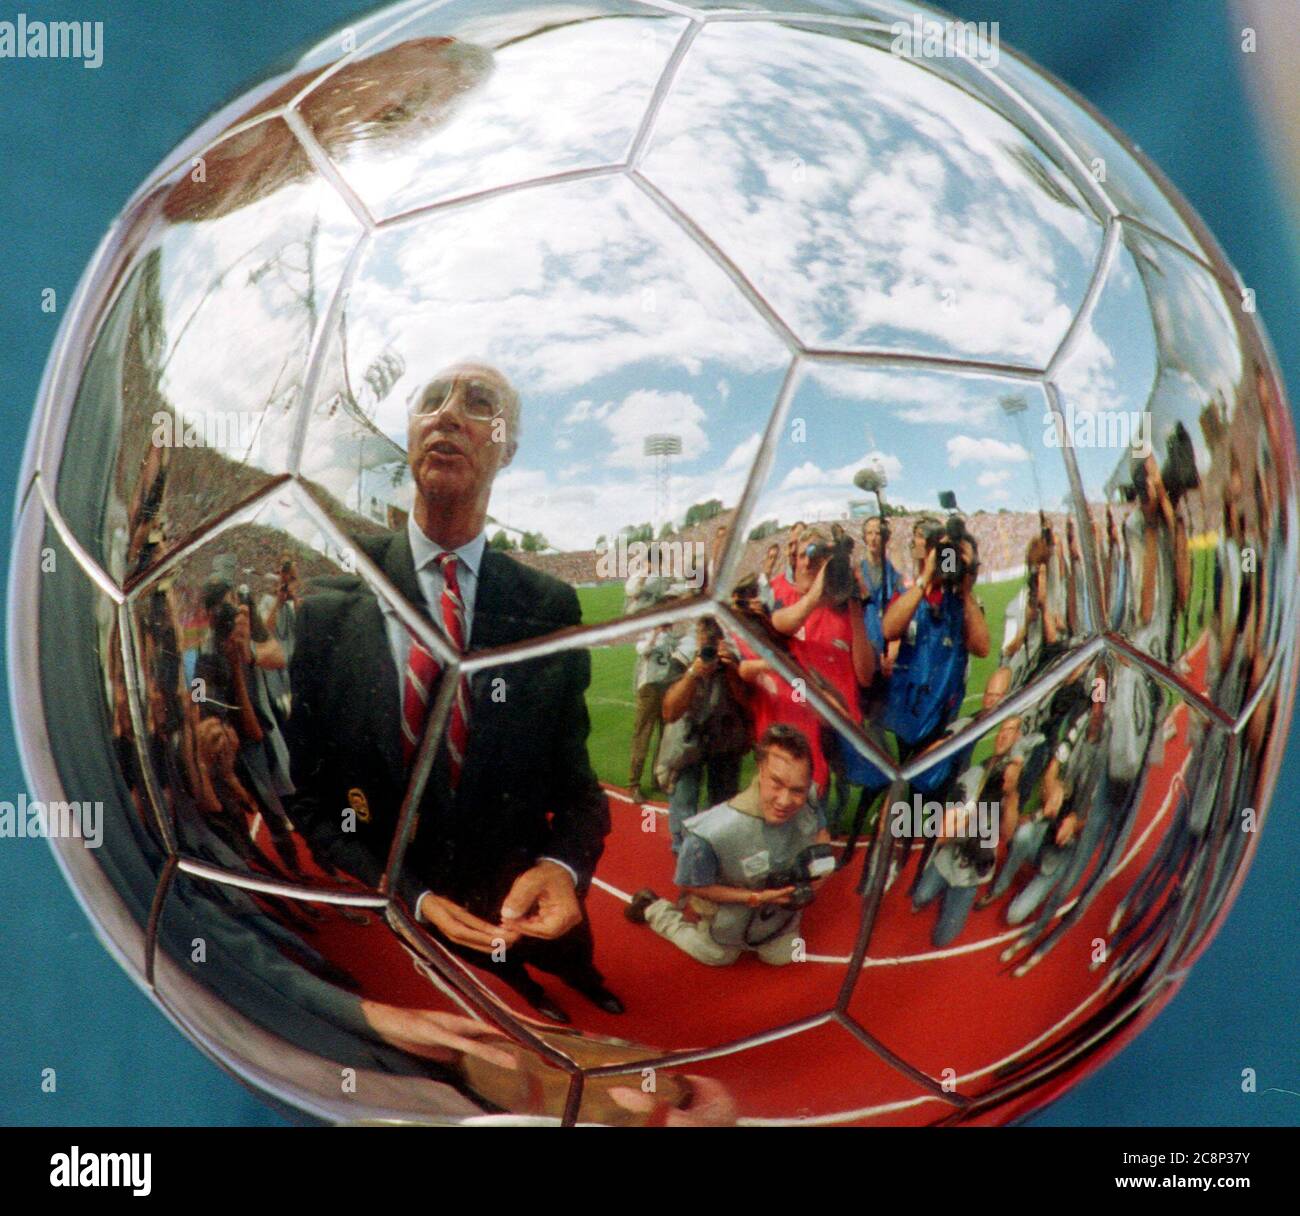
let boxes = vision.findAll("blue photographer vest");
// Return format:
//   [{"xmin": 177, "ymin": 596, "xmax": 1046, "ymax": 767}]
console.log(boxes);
[{"xmin": 884, "ymin": 591, "xmax": 968, "ymax": 747}]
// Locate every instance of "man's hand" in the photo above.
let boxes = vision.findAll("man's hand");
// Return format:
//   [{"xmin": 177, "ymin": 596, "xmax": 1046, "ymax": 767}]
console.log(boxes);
[
  {"xmin": 919, "ymin": 546, "xmax": 937, "ymax": 590},
  {"xmin": 761, "ymin": 885, "xmax": 797, "ymax": 906},
  {"xmin": 690, "ymin": 653, "xmax": 719, "ymax": 679},
  {"xmin": 196, "ymin": 717, "xmax": 238, "ymax": 777},
  {"xmin": 500, "ymin": 860, "xmax": 582, "ymax": 940},
  {"xmin": 809, "ymin": 561, "xmax": 828, "ymax": 603},
  {"xmin": 222, "ymin": 605, "xmax": 252, "ymax": 666},
  {"xmin": 1055, "ymin": 813, "xmax": 1078, "ymax": 847},
  {"xmin": 959, "ymin": 540, "xmax": 980, "ymax": 600},
  {"xmin": 417, "ymin": 893, "xmax": 521, "ymax": 953},
  {"xmin": 606, "ymin": 1075, "xmax": 739, "ymax": 1126},
  {"xmin": 360, "ymin": 1000, "xmax": 519, "ymax": 1070}
]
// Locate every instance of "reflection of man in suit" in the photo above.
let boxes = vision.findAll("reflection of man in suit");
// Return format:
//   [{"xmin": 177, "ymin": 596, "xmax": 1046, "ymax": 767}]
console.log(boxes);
[{"xmin": 288, "ymin": 362, "xmax": 622, "ymax": 1023}]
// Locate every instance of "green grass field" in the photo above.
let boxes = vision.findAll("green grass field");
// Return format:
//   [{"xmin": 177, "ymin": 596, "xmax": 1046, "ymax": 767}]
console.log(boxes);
[{"xmin": 576, "ymin": 576, "xmax": 1023, "ymax": 804}]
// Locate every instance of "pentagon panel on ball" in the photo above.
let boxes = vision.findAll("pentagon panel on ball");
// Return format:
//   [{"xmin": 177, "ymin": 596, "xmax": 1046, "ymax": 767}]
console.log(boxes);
[{"xmin": 11, "ymin": 0, "xmax": 1297, "ymax": 1126}]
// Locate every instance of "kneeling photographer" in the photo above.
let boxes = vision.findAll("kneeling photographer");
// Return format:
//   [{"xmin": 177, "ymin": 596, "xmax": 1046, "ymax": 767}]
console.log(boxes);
[
  {"xmin": 626, "ymin": 726, "xmax": 833, "ymax": 967},
  {"xmin": 881, "ymin": 515, "xmax": 990, "ymax": 759}
]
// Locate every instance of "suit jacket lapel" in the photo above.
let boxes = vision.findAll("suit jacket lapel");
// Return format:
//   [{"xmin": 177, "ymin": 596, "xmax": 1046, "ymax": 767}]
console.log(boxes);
[
  {"xmin": 468, "ymin": 548, "xmax": 513, "ymax": 651},
  {"xmin": 373, "ymin": 529, "xmax": 431, "ymax": 629},
  {"xmin": 342, "ymin": 586, "xmax": 405, "ymax": 786},
  {"xmin": 352, "ymin": 529, "xmax": 428, "ymax": 787}
]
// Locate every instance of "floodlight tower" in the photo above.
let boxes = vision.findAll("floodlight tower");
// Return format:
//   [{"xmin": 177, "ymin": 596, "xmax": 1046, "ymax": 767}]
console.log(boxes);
[
  {"xmin": 999, "ymin": 392, "xmax": 1044, "ymax": 506},
  {"xmin": 644, "ymin": 433, "xmax": 682, "ymax": 532}
]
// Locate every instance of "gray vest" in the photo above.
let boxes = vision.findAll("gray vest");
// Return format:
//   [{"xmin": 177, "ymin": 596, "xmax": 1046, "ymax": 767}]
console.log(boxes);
[{"xmin": 685, "ymin": 799, "xmax": 820, "ymax": 947}]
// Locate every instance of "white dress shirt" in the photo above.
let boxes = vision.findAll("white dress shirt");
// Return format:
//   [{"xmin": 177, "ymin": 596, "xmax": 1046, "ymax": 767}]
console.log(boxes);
[{"xmin": 378, "ymin": 512, "xmax": 486, "ymax": 684}]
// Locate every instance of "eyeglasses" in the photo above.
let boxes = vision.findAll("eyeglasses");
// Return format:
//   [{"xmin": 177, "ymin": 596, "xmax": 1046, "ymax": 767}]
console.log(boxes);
[{"xmin": 412, "ymin": 376, "xmax": 507, "ymax": 422}]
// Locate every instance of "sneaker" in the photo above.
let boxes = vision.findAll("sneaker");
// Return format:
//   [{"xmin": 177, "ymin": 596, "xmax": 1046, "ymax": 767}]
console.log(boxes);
[
  {"xmin": 625, "ymin": 888, "xmax": 658, "ymax": 925},
  {"xmin": 628, "ymin": 785, "xmax": 644, "ymax": 804}
]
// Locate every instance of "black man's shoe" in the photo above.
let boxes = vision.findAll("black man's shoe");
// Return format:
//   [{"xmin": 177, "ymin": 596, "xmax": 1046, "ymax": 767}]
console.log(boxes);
[
  {"xmin": 525, "ymin": 989, "xmax": 571, "ymax": 1024},
  {"xmin": 625, "ymin": 888, "xmax": 658, "ymax": 925},
  {"xmin": 572, "ymin": 981, "xmax": 625, "ymax": 1015}
]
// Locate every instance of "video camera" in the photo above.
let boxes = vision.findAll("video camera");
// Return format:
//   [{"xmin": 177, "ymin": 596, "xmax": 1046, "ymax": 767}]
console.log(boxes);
[
  {"xmin": 764, "ymin": 843, "xmax": 836, "ymax": 909},
  {"xmin": 929, "ymin": 513, "xmax": 978, "ymax": 592},
  {"xmin": 211, "ymin": 599, "xmax": 239, "ymax": 647},
  {"xmin": 955, "ymin": 835, "xmax": 997, "ymax": 883},
  {"xmin": 1162, "ymin": 421, "xmax": 1201, "ymax": 506},
  {"xmin": 806, "ymin": 534, "xmax": 857, "ymax": 607}
]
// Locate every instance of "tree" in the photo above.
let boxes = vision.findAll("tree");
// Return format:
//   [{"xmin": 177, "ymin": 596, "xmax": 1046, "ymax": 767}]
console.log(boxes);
[
  {"xmin": 520, "ymin": 531, "xmax": 548, "ymax": 552},
  {"xmin": 488, "ymin": 530, "xmax": 516, "ymax": 551},
  {"xmin": 657, "ymin": 521, "xmax": 674, "ymax": 540},
  {"xmin": 621, "ymin": 522, "xmax": 653, "ymax": 545},
  {"xmin": 747, "ymin": 518, "xmax": 779, "ymax": 541},
  {"xmin": 684, "ymin": 498, "xmax": 724, "ymax": 529}
]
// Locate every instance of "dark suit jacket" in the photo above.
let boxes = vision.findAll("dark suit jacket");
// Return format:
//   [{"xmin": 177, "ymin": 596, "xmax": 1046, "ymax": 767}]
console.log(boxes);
[{"xmin": 285, "ymin": 528, "xmax": 610, "ymax": 921}]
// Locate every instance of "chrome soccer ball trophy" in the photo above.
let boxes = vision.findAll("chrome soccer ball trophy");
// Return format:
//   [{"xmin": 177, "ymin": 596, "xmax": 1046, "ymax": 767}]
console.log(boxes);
[{"xmin": 12, "ymin": 0, "xmax": 1297, "ymax": 1125}]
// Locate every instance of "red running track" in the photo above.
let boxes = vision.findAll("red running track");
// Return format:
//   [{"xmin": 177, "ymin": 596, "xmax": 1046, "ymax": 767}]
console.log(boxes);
[{"xmin": 246, "ymin": 646, "xmax": 1211, "ymax": 1122}]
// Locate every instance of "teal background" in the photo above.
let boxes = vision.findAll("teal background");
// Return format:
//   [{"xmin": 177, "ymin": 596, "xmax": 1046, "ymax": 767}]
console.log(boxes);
[{"xmin": 0, "ymin": 0, "xmax": 1296, "ymax": 1125}]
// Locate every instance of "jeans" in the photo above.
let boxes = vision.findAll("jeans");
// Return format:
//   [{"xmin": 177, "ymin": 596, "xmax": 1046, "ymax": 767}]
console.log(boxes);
[
  {"xmin": 1006, "ymin": 850, "xmax": 1071, "ymax": 926},
  {"xmin": 989, "ymin": 819, "xmax": 1049, "ymax": 901},
  {"xmin": 913, "ymin": 858, "xmax": 981, "ymax": 947},
  {"xmin": 668, "ymin": 753, "xmax": 742, "ymax": 853}
]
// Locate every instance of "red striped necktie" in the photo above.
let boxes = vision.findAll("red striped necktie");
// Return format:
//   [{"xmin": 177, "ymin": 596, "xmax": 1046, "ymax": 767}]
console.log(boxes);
[{"xmin": 400, "ymin": 551, "xmax": 471, "ymax": 785}]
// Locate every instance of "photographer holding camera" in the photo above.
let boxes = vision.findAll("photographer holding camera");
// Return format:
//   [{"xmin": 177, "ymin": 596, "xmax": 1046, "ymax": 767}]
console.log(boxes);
[
  {"xmin": 858, "ymin": 515, "xmax": 903, "ymax": 668},
  {"xmin": 1002, "ymin": 530, "xmax": 1065, "ymax": 691},
  {"xmin": 659, "ymin": 617, "xmax": 751, "ymax": 853},
  {"xmin": 194, "ymin": 576, "xmax": 301, "ymax": 873},
  {"xmin": 1127, "ymin": 448, "xmax": 1192, "ymax": 666},
  {"xmin": 770, "ymin": 526, "xmax": 876, "ymax": 717},
  {"xmin": 881, "ymin": 516, "xmax": 989, "ymax": 757},
  {"xmin": 258, "ymin": 556, "xmax": 301, "ymax": 722},
  {"xmin": 626, "ymin": 725, "xmax": 833, "ymax": 967}
]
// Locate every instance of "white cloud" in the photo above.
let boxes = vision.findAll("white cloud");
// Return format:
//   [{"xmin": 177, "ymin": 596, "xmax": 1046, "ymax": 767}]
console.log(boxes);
[
  {"xmin": 601, "ymin": 389, "xmax": 709, "ymax": 468},
  {"xmin": 778, "ymin": 448, "xmax": 903, "ymax": 492},
  {"xmin": 723, "ymin": 432, "xmax": 763, "ymax": 471},
  {"xmin": 346, "ymin": 174, "xmax": 788, "ymax": 435},
  {"xmin": 642, "ymin": 21, "xmax": 1101, "ymax": 366},
  {"xmin": 947, "ymin": 435, "xmax": 1030, "ymax": 467},
  {"xmin": 561, "ymin": 398, "xmax": 597, "ymax": 425}
]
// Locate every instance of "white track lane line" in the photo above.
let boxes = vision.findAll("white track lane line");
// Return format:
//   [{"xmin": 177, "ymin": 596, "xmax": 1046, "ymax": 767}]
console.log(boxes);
[
  {"xmin": 738, "ymin": 966, "xmax": 1151, "ymax": 1125},
  {"xmin": 595, "ymin": 722, "xmax": 1191, "ymax": 968}
]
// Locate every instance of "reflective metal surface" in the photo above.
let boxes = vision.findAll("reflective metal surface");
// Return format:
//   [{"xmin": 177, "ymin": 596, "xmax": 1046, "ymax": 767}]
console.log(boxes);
[{"xmin": 12, "ymin": 0, "xmax": 1298, "ymax": 1125}]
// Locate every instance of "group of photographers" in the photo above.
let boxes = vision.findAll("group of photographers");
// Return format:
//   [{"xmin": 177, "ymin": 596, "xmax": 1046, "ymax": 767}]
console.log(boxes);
[
  {"xmin": 621, "ymin": 466, "xmax": 1211, "ymax": 963},
  {"xmin": 622, "ymin": 509, "xmax": 1001, "ymax": 965},
  {"xmin": 186, "ymin": 560, "xmax": 308, "ymax": 876}
]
